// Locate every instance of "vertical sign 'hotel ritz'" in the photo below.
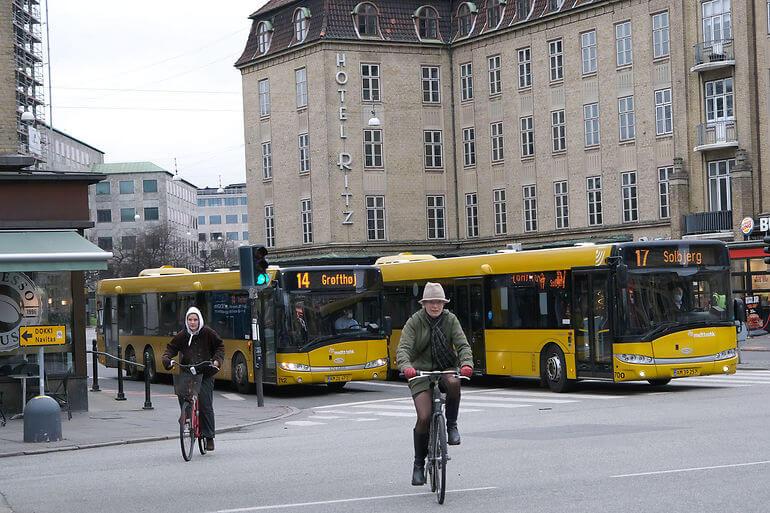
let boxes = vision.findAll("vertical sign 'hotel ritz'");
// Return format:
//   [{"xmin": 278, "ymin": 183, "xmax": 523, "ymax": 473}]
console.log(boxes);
[{"xmin": 336, "ymin": 53, "xmax": 353, "ymax": 226}]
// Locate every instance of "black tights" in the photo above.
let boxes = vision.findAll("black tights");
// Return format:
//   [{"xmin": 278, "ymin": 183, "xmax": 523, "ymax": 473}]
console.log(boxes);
[{"xmin": 412, "ymin": 374, "xmax": 461, "ymax": 434}]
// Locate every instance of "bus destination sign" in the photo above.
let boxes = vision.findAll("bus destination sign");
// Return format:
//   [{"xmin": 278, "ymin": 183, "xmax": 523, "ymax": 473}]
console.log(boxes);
[
  {"xmin": 288, "ymin": 271, "xmax": 360, "ymax": 291},
  {"xmin": 624, "ymin": 245, "xmax": 727, "ymax": 268}
]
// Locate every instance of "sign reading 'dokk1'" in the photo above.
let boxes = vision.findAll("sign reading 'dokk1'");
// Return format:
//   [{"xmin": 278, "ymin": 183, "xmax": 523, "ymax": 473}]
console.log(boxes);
[{"xmin": 0, "ymin": 272, "xmax": 42, "ymax": 351}]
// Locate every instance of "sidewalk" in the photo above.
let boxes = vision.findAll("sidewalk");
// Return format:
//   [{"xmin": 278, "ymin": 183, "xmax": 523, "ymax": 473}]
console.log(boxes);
[{"xmin": 0, "ymin": 379, "xmax": 297, "ymax": 459}]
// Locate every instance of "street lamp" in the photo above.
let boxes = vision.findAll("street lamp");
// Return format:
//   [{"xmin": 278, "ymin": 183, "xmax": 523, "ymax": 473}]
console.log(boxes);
[
  {"xmin": 367, "ymin": 104, "xmax": 380, "ymax": 127},
  {"xmin": 172, "ymin": 157, "xmax": 182, "ymax": 181},
  {"xmin": 134, "ymin": 213, "xmax": 140, "ymax": 221},
  {"xmin": 216, "ymin": 174, "xmax": 224, "ymax": 194}
]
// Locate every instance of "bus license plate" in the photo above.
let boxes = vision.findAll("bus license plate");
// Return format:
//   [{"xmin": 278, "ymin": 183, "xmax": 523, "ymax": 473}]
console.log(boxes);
[
  {"xmin": 326, "ymin": 375, "xmax": 351, "ymax": 383},
  {"xmin": 673, "ymin": 368, "xmax": 699, "ymax": 377}
]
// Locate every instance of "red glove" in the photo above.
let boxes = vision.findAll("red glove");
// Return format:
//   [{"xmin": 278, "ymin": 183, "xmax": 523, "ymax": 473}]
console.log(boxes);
[
  {"xmin": 403, "ymin": 367, "xmax": 417, "ymax": 380},
  {"xmin": 460, "ymin": 365, "xmax": 473, "ymax": 378}
]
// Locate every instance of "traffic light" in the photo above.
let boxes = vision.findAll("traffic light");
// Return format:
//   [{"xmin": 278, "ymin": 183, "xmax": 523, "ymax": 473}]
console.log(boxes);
[
  {"xmin": 239, "ymin": 244, "xmax": 270, "ymax": 289},
  {"xmin": 764, "ymin": 236, "xmax": 770, "ymax": 265}
]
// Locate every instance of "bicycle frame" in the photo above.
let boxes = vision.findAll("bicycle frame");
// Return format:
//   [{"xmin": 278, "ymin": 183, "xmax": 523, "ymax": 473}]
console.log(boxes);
[{"xmin": 175, "ymin": 362, "xmax": 214, "ymax": 461}]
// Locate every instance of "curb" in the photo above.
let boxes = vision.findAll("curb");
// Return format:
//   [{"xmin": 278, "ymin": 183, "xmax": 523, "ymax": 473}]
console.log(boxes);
[{"xmin": 0, "ymin": 405, "xmax": 300, "ymax": 459}]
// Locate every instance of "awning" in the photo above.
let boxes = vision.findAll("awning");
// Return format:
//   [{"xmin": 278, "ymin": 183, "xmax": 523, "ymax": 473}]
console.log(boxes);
[{"xmin": 0, "ymin": 230, "xmax": 112, "ymax": 271}]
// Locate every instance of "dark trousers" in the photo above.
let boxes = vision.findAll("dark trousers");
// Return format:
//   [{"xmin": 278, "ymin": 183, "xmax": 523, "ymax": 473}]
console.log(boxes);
[{"xmin": 178, "ymin": 375, "xmax": 215, "ymax": 438}]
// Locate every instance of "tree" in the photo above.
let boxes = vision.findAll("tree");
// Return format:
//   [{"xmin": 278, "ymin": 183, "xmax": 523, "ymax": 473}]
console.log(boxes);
[{"xmin": 196, "ymin": 236, "xmax": 240, "ymax": 271}]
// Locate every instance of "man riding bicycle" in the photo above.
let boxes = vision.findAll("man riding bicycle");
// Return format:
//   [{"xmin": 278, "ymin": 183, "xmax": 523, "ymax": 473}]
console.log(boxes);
[
  {"xmin": 162, "ymin": 306, "xmax": 224, "ymax": 451},
  {"xmin": 396, "ymin": 282, "xmax": 473, "ymax": 486}
]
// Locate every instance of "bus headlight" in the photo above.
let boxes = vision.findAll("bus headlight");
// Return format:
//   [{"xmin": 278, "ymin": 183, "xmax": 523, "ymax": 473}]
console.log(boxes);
[
  {"xmin": 616, "ymin": 354, "xmax": 654, "ymax": 365},
  {"xmin": 715, "ymin": 348, "xmax": 736, "ymax": 361},
  {"xmin": 280, "ymin": 362, "xmax": 311, "ymax": 372},
  {"xmin": 364, "ymin": 358, "xmax": 388, "ymax": 369}
]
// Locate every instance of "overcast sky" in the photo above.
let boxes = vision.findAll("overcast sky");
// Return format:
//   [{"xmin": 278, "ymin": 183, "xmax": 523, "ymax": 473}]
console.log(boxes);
[{"xmin": 48, "ymin": 0, "xmax": 269, "ymax": 189}]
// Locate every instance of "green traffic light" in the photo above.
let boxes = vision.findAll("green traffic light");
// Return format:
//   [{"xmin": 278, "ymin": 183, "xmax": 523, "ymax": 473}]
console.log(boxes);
[{"xmin": 256, "ymin": 272, "xmax": 269, "ymax": 285}]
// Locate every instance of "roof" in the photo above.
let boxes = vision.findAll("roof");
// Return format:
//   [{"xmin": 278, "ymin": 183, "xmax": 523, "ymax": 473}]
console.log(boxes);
[
  {"xmin": 90, "ymin": 162, "xmax": 168, "ymax": 175},
  {"xmin": 0, "ymin": 230, "xmax": 112, "ymax": 272}
]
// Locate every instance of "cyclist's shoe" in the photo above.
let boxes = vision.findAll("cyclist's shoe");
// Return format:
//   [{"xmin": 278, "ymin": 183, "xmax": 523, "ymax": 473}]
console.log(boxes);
[
  {"xmin": 206, "ymin": 438, "xmax": 215, "ymax": 451},
  {"xmin": 412, "ymin": 429, "xmax": 428, "ymax": 485},
  {"xmin": 447, "ymin": 423, "xmax": 461, "ymax": 445},
  {"xmin": 178, "ymin": 411, "xmax": 186, "ymax": 425},
  {"xmin": 412, "ymin": 463, "xmax": 426, "ymax": 486}
]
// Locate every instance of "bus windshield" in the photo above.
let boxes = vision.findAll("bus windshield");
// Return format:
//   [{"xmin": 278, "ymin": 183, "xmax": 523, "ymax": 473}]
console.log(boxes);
[{"xmin": 617, "ymin": 268, "xmax": 732, "ymax": 338}]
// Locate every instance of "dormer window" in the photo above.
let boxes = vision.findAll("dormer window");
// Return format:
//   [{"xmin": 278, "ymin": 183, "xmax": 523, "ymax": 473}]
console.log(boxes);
[
  {"xmin": 517, "ymin": 0, "xmax": 530, "ymax": 19},
  {"xmin": 416, "ymin": 6, "xmax": 440, "ymax": 40},
  {"xmin": 257, "ymin": 21, "xmax": 273, "ymax": 54},
  {"xmin": 354, "ymin": 2, "xmax": 380, "ymax": 38},
  {"xmin": 548, "ymin": 0, "xmax": 563, "ymax": 10},
  {"xmin": 487, "ymin": 0, "xmax": 505, "ymax": 29},
  {"xmin": 457, "ymin": 3, "xmax": 477, "ymax": 37},
  {"xmin": 293, "ymin": 8, "xmax": 311, "ymax": 43}
]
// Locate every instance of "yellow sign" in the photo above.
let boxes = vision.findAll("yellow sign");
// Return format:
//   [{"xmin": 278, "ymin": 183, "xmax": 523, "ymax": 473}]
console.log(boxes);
[{"xmin": 19, "ymin": 325, "xmax": 66, "ymax": 347}]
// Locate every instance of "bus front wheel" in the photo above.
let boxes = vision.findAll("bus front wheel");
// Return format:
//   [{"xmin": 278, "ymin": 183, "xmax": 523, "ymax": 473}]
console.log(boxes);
[
  {"xmin": 232, "ymin": 353, "xmax": 250, "ymax": 394},
  {"xmin": 543, "ymin": 346, "xmax": 574, "ymax": 393},
  {"xmin": 647, "ymin": 378, "xmax": 671, "ymax": 386}
]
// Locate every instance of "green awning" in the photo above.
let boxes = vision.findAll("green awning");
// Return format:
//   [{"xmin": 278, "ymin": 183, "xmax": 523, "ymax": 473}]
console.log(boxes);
[{"xmin": 0, "ymin": 230, "xmax": 112, "ymax": 271}]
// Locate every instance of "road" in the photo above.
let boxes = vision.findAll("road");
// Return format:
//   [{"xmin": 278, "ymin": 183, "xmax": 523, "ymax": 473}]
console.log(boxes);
[{"xmin": 3, "ymin": 369, "xmax": 770, "ymax": 513}]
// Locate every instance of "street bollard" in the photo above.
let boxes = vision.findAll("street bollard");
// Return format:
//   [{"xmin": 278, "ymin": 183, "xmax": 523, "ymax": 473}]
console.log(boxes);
[
  {"xmin": 116, "ymin": 345, "xmax": 126, "ymax": 401},
  {"xmin": 91, "ymin": 339, "xmax": 100, "ymax": 392},
  {"xmin": 142, "ymin": 350, "xmax": 153, "ymax": 410}
]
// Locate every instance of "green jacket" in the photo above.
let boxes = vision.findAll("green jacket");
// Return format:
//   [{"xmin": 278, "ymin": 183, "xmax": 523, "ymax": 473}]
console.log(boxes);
[{"xmin": 396, "ymin": 309, "xmax": 473, "ymax": 371}]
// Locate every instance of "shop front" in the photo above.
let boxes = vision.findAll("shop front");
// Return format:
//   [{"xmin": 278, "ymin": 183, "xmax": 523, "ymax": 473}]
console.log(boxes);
[{"xmin": 729, "ymin": 243, "xmax": 770, "ymax": 336}]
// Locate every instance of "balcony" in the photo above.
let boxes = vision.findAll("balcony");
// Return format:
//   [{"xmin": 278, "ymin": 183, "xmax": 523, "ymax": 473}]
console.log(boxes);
[
  {"xmin": 694, "ymin": 121, "xmax": 738, "ymax": 152},
  {"xmin": 683, "ymin": 210, "xmax": 732, "ymax": 236},
  {"xmin": 691, "ymin": 40, "xmax": 735, "ymax": 72}
]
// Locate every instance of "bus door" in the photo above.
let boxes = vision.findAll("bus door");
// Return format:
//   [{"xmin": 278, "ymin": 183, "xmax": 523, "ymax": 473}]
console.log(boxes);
[
  {"xmin": 258, "ymin": 290, "xmax": 277, "ymax": 383},
  {"xmin": 454, "ymin": 279, "xmax": 486, "ymax": 373},
  {"xmin": 103, "ymin": 295, "xmax": 119, "ymax": 361},
  {"xmin": 572, "ymin": 270, "xmax": 613, "ymax": 377}
]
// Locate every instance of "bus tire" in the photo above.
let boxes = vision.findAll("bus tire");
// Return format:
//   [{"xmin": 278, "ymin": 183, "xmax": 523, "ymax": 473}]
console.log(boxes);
[
  {"xmin": 327, "ymin": 382, "xmax": 346, "ymax": 392},
  {"xmin": 124, "ymin": 346, "xmax": 141, "ymax": 380},
  {"xmin": 143, "ymin": 346, "xmax": 157, "ymax": 383},
  {"xmin": 647, "ymin": 379, "xmax": 671, "ymax": 386},
  {"xmin": 232, "ymin": 353, "xmax": 250, "ymax": 394},
  {"xmin": 542, "ymin": 345, "xmax": 574, "ymax": 393}
]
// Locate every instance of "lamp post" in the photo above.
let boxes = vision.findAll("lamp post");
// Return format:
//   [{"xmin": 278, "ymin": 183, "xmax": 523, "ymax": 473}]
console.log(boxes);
[{"xmin": 367, "ymin": 104, "xmax": 380, "ymax": 127}]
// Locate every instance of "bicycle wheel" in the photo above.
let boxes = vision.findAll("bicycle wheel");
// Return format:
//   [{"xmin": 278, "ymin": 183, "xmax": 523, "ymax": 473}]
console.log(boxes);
[
  {"xmin": 180, "ymin": 402, "xmax": 194, "ymax": 461},
  {"xmin": 427, "ymin": 417, "xmax": 438, "ymax": 492},
  {"xmin": 196, "ymin": 400, "xmax": 207, "ymax": 455},
  {"xmin": 435, "ymin": 414, "xmax": 447, "ymax": 504}
]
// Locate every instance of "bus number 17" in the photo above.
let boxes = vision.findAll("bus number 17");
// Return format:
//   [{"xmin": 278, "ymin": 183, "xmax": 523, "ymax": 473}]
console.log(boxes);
[{"xmin": 634, "ymin": 249, "xmax": 649, "ymax": 267}]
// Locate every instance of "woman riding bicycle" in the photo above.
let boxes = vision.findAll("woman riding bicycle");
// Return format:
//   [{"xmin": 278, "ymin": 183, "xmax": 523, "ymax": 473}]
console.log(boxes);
[
  {"xmin": 162, "ymin": 306, "xmax": 224, "ymax": 451},
  {"xmin": 396, "ymin": 282, "xmax": 473, "ymax": 486}
]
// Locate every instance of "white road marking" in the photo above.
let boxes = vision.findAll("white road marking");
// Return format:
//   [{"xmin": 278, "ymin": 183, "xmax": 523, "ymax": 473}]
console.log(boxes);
[
  {"xmin": 369, "ymin": 411, "xmax": 414, "ymax": 417},
  {"xmin": 285, "ymin": 420, "xmax": 325, "ymax": 426},
  {"xmin": 460, "ymin": 401, "xmax": 531, "ymax": 409},
  {"xmin": 353, "ymin": 404, "xmax": 413, "ymax": 410},
  {"xmin": 313, "ymin": 396, "xmax": 413, "ymax": 410},
  {"xmin": 314, "ymin": 409, "xmax": 377, "ymax": 415},
  {"xmin": 353, "ymin": 418, "xmax": 378, "ymax": 422},
  {"xmin": 214, "ymin": 487, "xmax": 498, "ymax": 512},
  {"xmin": 611, "ymin": 460, "xmax": 770, "ymax": 478},
  {"xmin": 348, "ymin": 380, "xmax": 407, "ymax": 388},
  {"xmin": 485, "ymin": 390, "xmax": 626, "ymax": 400},
  {"xmin": 221, "ymin": 393, "xmax": 245, "ymax": 401},
  {"xmin": 477, "ymin": 394, "xmax": 577, "ymax": 404},
  {"xmin": 312, "ymin": 415, "xmax": 341, "ymax": 420}
]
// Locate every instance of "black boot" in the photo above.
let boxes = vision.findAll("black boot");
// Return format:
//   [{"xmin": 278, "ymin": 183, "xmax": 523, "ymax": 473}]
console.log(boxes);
[
  {"xmin": 446, "ymin": 395, "xmax": 461, "ymax": 446},
  {"xmin": 412, "ymin": 429, "xmax": 429, "ymax": 486}
]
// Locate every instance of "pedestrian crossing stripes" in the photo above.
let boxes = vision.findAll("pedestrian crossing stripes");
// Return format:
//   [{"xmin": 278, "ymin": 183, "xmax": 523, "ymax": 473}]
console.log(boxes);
[{"xmin": 668, "ymin": 369, "xmax": 770, "ymax": 388}]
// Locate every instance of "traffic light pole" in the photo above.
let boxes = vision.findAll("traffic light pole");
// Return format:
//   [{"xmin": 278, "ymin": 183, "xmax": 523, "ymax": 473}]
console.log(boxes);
[{"xmin": 250, "ymin": 287, "xmax": 264, "ymax": 407}]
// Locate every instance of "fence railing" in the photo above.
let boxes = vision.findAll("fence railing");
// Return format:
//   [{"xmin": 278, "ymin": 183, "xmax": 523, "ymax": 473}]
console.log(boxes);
[
  {"xmin": 695, "ymin": 121, "xmax": 738, "ymax": 149},
  {"xmin": 683, "ymin": 210, "xmax": 733, "ymax": 235},
  {"xmin": 693, "ymin": 39, "xmax": 735, "ymax": 66}
]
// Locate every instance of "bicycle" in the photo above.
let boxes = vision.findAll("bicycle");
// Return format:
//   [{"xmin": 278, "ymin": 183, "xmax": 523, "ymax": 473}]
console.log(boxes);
[
  {"xmin": 407, "ymin": 370, "xmax": 469, "ymax": 505},
  {"xmin": 173, "ymin": 361, "xmax": 216, "ymax": 461}
]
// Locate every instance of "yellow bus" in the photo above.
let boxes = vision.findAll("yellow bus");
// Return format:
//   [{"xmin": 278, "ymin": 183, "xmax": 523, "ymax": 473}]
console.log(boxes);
[
  {"xmin": 96, "ymin": 265, "xmax": 389, "ymax": 391},
  {"xmin": 378, "ymin": 240, "xmax": 739, "ymax": 392}
]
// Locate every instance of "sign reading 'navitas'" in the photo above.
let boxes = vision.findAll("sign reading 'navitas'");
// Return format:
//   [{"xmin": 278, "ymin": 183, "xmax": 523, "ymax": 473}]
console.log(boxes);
[{"xmin": 19, "ymin": 325, "xmax": 66, "ymax": 347}]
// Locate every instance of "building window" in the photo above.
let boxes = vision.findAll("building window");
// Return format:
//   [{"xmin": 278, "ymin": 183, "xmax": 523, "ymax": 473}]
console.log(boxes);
[
  {"xmin": 243, "ymin": 231, "xmax": 249, "ymax": 241},
  {"xmin": 587, "ymin": 176, "xmax": 603, "ymax": 226},
  {"xmin": 493, "ymin": 188, "xmax": 508, "ymax": 235},
  {"xmin": 426, "ymin": 195, "xmax": 446, "ymax": 239},
  {"xmin": 298, "ymin": 133, "xmax": 310, "ymax": 173},
  {"xmin": 549, "ymin": 39, "xmax": 563, "ymax": 82},
  {"xmin": 465, "ymin": 193, "xmax": 479, "ymax": 238},
  {"xmin": 198, "ymin": 233, "xmax": 207, "ymax": 243},
  {"xmin": 242, "ymin": 213, "xmax": 248, "ymax": 223},
  {"xmin": 96, "ymin": 209, "xmax": 111, "ymax": 223},
  {"xmin": 259, "ymin": 79, "xmax": 270, "ymax": 117},
  {"xmin": 225, "ymin": 232, "xmax": 238, "ymax": 241},
  {"xmin": 97, "ymin": 237, "xmax": 113, "ymax": 251},
  {"xmin": 554, "ymin": 181, "xmax": 569, "ymax": 229},
  {"xmin": 361, "ymin": 63, "xmax": 381, "ymax": 102},
  {"xmin": 355, "ymin": 2, "xmax": 379, "ymax": 37},
  {"xmin": 262, "ymin": 142, "xmax": 272, "ymax": 180},
  {"xmin": 421, "ymin": 66, "xmax": 441, "ymax": 103},
  {"xmin": 517, "ymin": 47, "xmax": 531, "ymax": 88},
  {"xmin": 618, "ymin": 96, "xmax": 636, "ymax": 141},
  {"xmin": 702, "ymin": 0, "xmax": 732, "ymax": 44},
  {"xmin": 366, "ymin": 195, "xmax": 386, "ymax": 241},
  {"xmin": 488, "ymin": 55, "xmax": 501, "ymax": 95},
  {"xmin": 584, "ymin": 103, "xmax": 600, "ymax": 147},
  {"xmin": 457, "ymin": 3, "xmax": 475, "ymax": 37},
  {"xmin": 549, "ymin": 0, "xmax": 563, "ymax": 10},
  {"xmin": 652, "ymin": 11, "xmax": 670, "ymax": 58},
  {"xmin": 198, "ymin": 215, "xmax": 206, "ymax": 225},
  {"xmin": 95, "ymin": 181, "xmax": 110, "ymax": 195},
  {"xmin": 520, "ymin": 116, "xmax": 534, "ymax": 157},
  {"xmin": 462, "ymin": 127, "xmax": 476, "ymax": 167},
  {"xmin": 655, "ymin": 88, "xmax": 673, "ymax": 135},
  {"xmin": 264, "ymin": 204, "xmax": 275, "ymax": 248},
  {"xmin": 121, "ymin": 236, "xmax": 136, "ymax": 251},
  {"xmin": 523, "ymin": 185, "xmax": 537, "ymax": 232},
  {"xmin": 708, "ymin": 158, "xmax": 734, "ymax": 211},
  {"xmin": 551, "ymin": 110, "xmax": 566, "ymax": 152},
  {"xmin": 487, "ymin": 0, "xmax": 503, "ymax": 29},
  {"xmin": 119, "ymin": 180, "xmax": 134, "ymax": 194},
  {"xmin": 226, "ymin": 214, "xmax": 238, "ymax": 224},
  {"xmin": 621, "ymin": 171, "xmax": 638, "ymax": 223},
  {"xmin": 257, "ymin": 21, "xmax": 273, "ymax": 55},
  {"xmin": 658, "ymin": 166, "xmax": 672, "ymax": 219},
  {"xmin": 209, "ymin": 215, "xmax": 222, "ymax": 224},
  {"xmin": 416, "ymin": 6, "xmax": 440, "ymax": 39},
  {"xmin": 424, "ymin": 130, "xmax": 443, "ymax": 169},
  {"xmin": 460, "ymin": 62, "xmax": 473, "ymax": 101},
  {"xmin": 144, "ymin": 207, "xmax": 159, "ymax": 221},
  {"xmin": 616, "ymin": 21, "xmax": 633, "ymax": 66},
  {"xmin": 581, "ymin": 30, "xmax": 597, "ymax": 75},
  {"xmin": 517, "ymin": 0, "xmax": 531, "ymax": 17},
  {"xmin": 120, "ymin": 208, "xmax": 136, "ymax": 222},
  {"xmin": 705, "ymin": 77, "xmax": 733, "ymax": 123},
  {"xmin": 301, "ymin": 199, "xmax": 313, "ymax": 244},
  {"xmin": 295, "ymin": 67, "xmax": 308, "ymax": 109},
  {"xmin": 363, "ymin": 129, "xmax": 383, "ymax": 168},
  {"xmin": 142, "ymin": 179, "xmax": 158, "ymax": 193},
  {"xmin": 491, "ymin": 122, "xmax": 504, "ymax": 163},
  {"xmin": 293, "ymin": 8, "xmax": 310, "ymax": 43}
]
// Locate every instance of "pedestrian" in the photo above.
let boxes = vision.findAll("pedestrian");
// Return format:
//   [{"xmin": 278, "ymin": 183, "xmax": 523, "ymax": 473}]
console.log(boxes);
[
  {"xmin": 162, "ymin": 306, "xmax": 224, "ymax": 451},
  {"xmin": 396, "ymin": 282, "xmax": 473, "ymax": 486}
]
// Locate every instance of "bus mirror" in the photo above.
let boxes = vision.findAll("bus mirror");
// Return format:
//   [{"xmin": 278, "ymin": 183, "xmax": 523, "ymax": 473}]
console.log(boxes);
[
  {"xmin": 734, "ymin": 298, "xmax": 746, "ymax": 323},
  {"xmin": 383, "ymin": 316, "xmax": 393, "ymax": 337},
  {"xmin": 616, "ymin": 263, "xmax": 629, "ymax": 289}
]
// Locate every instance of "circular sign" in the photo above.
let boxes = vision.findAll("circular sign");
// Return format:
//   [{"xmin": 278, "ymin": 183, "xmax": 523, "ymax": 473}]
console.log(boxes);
[
  {"xmin": 0, "ymin": 272, "xmax": 41, "ymax": 351},
  {"xmin": 740, "ymin": 217, "xmax": 754, "ymax": 235}
]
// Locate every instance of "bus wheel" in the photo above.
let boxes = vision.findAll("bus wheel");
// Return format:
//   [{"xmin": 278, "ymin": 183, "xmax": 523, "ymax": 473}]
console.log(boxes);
[
  {"xmin": 232, "ymin": 353, "xmax": 250, "ymax": 394},
  {"xmin": 143, "ymin": 347, "xmax": 157, "ymax": 383},
  {"xmin": 327, "ymin": 382, "xmax": 346, "ymax": 392},
  {"xmin": 647, "ymin": 379, "xmax": 671, "ymax": 386},
  {"xmin": 124, "ymin": 346, "xmax": 140, "ymax": 380},
  {"xmin": 543, "ymin": 346, "xmax": 573, "ymax": 393}
]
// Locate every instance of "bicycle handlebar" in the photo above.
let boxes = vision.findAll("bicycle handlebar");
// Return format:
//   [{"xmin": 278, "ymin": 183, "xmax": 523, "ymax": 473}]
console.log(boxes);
[
  {"xmin": 403, "ymin": 370, "xmax": 470, "ymax": 382},
  {"xmin": 173, "ymin": 361, "xmax": 218, "ymax": 375}
]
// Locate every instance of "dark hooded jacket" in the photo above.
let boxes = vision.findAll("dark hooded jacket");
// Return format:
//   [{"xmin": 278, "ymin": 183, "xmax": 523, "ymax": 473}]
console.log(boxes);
[{"xmin": 162, "ymin": 306, "xmax": 225, "ymax": 370}]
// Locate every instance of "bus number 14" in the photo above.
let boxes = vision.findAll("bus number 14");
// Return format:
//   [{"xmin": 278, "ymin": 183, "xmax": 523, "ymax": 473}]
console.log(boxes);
[{"xmin": 296, "ymin": 272, "xmax": 310, "ymax": 289}]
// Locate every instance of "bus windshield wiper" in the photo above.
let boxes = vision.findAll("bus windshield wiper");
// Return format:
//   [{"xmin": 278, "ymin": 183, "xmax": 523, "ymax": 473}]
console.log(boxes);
[{"xmin": 644, "ymin": 321, "xmax": 679, "ymax": 339}]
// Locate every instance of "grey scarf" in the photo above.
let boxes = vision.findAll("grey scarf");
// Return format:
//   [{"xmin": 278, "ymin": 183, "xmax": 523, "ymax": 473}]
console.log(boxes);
[{"xmin": 428, "ymin": 312, "xmax": 456, "ymax": 370}]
